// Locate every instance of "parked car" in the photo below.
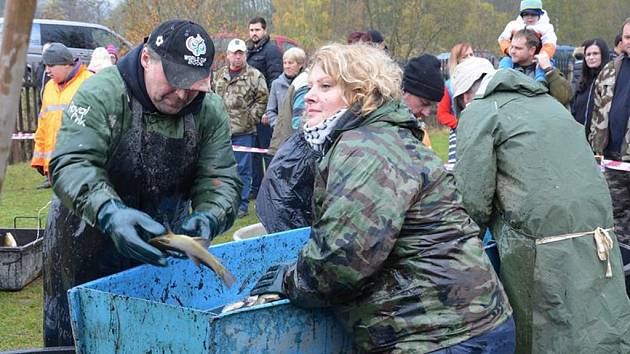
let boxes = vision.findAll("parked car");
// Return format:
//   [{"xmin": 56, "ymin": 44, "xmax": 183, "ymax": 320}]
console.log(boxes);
[{"xmin": 0, "ymin": 18, "xmax": 132, "ymax": 73}]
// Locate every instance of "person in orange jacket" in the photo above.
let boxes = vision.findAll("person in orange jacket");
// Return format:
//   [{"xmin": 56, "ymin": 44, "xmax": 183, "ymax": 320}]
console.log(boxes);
[{"xmin": 31, "ymin": 43, "xmax": 92, "ymax": 188}]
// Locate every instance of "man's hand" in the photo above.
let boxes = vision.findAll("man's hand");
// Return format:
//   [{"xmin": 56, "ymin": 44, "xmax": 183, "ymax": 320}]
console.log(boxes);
[
  {"xmin": 535, "ymin": 52, "xmax": 552, "ymax": 71},
  {"xmin": 96, "ymin": 200, "xmax": 167, "ymax": 266},
  {"xmin": 261, "ymin": 113, "xmax": 269, "ymax": 125},
  {"xmin": 179, "ymin": 211, "xmax": 221, "ymax": 240}
]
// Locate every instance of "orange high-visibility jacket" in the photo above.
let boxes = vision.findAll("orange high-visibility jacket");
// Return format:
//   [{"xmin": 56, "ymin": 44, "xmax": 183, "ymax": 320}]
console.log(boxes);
[{"xmin": 31, "ymin": 65, "xmax": 92, "ymax": 174}]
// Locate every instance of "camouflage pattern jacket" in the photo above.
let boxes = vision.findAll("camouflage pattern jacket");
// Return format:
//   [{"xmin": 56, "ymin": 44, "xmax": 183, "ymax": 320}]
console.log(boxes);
[
  {"xmin": 213, "ymin": 64, "xmax": 268, "ymax": 135},
  {"xmin": 589, "ymin": 54, "xmax": 630, "ymax": 160},
  {"xmin": 283, "ymin": 100, "xmax": 512, "ymax": 353}
]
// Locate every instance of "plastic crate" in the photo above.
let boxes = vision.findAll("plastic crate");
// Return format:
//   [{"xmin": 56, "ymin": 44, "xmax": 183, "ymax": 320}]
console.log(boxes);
[
  {"xmin": 0, "ymin": 226, "xmax": 44, "ymax": 291},
  {"xmin": 68, "ymin": 227, "xmax": 354, "ymax": 353}
]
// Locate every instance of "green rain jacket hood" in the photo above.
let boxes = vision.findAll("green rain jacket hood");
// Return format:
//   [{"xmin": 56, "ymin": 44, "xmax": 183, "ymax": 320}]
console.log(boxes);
[
  {"xmin": 455, "ymin": 68, "xmax": 630, "ymax": 353},
  {"xmin": 475, "ymin": 68, "xmax": 548, "ymax": 99},
  {"xmin": 322, "ymin": 98, "xmax": 423, "ymax": 152}
]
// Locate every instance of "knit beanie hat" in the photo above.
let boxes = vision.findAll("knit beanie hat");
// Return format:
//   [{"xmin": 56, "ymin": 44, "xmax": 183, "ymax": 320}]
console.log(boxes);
[
  {"xmin": 42, "ymin": 43, "xmax": 74, "ymax": 65},
  {"xmin": 105, "ymin": 44, "xmax": 119, "ymax": 63},
  {"xmin": 402, "ymin": 54, "xmax": 444, "ymax": 102},
  {"xmin": 368, "ymin": 30, "xmax": 384, "ymax": 44},
  {"xmin": 520, "ymin": 0, "xmax": 543, "ymax": 15},
  {"xmin": 87, "ymin": 47, "xmax": 114, "ymax": 73},
  {"xmin": 106, "ymin": 44, "xmax": 117, "ymax": 55}
]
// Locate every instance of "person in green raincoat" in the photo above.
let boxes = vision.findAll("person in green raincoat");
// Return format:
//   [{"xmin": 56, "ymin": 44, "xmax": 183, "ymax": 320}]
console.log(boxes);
[{"xmin": 451, "ymin": 57, "xmax": 630, "ymax": 354}]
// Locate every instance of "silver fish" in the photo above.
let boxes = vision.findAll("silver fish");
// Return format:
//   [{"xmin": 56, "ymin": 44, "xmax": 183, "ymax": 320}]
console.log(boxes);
[
  {"xmin": 220, "ymin": 294, "xmax": 282, "ymax": 313},
  {"xmin": 149, "ymin": 232, "xmax": 236, "ymax": 288}
]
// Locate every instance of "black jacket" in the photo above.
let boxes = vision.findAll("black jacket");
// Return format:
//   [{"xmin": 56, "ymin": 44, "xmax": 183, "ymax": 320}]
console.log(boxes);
[
  {"xmin": 570, "ymin": 79, "xmax": 596, "ymax": 138},
  {"xmin": 246, "ymin": 36, "xmax": 283, "ymax": 89},
  {"xmin": 256, "ymin": 132, "xmax": 321, "ymax": 233}
]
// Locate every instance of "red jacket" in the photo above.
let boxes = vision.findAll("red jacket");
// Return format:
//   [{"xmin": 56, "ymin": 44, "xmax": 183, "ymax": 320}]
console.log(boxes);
[{"xmin": 436, "ymin": 86, "xmax": 458, "ymax": 129}]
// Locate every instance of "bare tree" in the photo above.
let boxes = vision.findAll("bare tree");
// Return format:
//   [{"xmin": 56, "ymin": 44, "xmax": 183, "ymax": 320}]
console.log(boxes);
[{"xmin": 38, "ymin": 0, "xmax": 111, "ymax": 23}]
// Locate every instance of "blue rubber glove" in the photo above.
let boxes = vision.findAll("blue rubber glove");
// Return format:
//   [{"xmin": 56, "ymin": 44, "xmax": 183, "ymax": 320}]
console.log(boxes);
[
  {"xmin": 96, "ymin": 200, "xmax": 167, "ymax": 267},
  {"xmin": 179, "ymin": 211, "xmax": 223, "ymax": 240},
  {"xmin": 250, "ymin": 263, "xmax": 290, "ymax": 297}
]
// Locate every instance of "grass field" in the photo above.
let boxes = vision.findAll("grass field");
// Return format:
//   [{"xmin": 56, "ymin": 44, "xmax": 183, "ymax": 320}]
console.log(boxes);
[{"xmin": 0, "ymin": 128, "xmax": 449, "ymax": 351}]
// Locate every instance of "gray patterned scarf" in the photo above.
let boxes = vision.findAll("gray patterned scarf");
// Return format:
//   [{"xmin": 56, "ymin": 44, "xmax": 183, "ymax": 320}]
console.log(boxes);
[{"xmin": 303, "ymin": 109, "xmax": 347, "ymax": 152}]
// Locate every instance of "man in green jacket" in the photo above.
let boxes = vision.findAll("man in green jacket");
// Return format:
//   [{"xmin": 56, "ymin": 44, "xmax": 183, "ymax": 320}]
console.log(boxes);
[
  {"xmin": 452, "ymin": 57, "xmax": 630, "ymax": 353},
  {"xmin": 44, "ymin": 20, "xmax": 241, "ymax": 347}
]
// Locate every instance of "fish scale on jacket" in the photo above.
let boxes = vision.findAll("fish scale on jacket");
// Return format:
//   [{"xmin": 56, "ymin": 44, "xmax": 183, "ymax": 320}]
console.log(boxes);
[{"xmin": 283, "ymin": 99, "xmax": 512, "ymax": 353}]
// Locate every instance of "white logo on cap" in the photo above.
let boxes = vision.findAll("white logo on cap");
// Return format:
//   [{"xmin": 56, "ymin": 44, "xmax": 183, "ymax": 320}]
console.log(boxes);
[
  {"xmin": 184, "ymin": 34, "xmax": 207, "ymax": 67},
  {"xmin": 186, "ymin": 34, "xmax": 206, "ymax": 56},
  {"xmin": 155, "ymin": 35, "xmax": 164, "ymax": 47}
]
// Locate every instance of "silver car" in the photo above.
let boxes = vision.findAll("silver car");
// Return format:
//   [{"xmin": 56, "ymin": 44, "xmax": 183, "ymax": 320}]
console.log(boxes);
[{"xmin": 0, "ymin": 18, "xmax": 132, "ymax": 73}]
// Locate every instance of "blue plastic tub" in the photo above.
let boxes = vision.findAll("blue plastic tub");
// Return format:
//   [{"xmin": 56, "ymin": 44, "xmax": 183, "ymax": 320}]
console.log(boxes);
[{"xmin": 67, "ymin": 227, "xmax": 354, "ymax": 353}]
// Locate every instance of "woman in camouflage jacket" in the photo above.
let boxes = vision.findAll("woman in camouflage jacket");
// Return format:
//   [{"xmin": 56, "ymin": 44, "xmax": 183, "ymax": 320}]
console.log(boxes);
[{"xmin": 251, "ymin": 43, "xmax": 515, "ymax": 353}]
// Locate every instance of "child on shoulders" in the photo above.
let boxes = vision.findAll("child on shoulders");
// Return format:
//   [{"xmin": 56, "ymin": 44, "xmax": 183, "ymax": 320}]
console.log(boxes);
[{"xmin": 498, "ymin": 0, "xmax": 557, "ymax": 81}]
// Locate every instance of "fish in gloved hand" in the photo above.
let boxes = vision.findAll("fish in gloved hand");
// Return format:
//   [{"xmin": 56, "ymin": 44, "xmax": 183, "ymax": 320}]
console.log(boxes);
[
  {"xmin": 3, "ymin": 232, "xmax": 17, "ymax": 247},
  {"xmin": 149, "ymin": 231, "xmax": 236, "ymax": 288}
]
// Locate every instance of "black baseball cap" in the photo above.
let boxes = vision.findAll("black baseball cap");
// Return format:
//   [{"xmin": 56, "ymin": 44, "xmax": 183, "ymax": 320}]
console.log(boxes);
[{"xmin": 146, "ymin": 19, "xmax": 214, "ymax": 91}]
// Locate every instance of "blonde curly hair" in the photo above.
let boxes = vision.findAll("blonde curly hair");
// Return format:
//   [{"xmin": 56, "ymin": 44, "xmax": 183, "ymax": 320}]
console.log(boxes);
[{"xmin": 309, "ymin": 43, "xmax": 402, "ymax": 117}]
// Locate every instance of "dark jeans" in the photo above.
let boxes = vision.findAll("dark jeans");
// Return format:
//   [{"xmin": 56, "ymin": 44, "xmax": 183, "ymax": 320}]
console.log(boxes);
[
  {"xmin": 251, "ymin": 122, "xmax": 273, "ymax": 197},
  {"xmin": 231, "ymin": 134, "xmax": 255, "ymax": 212},
  {"xmin": 429, "ymin": 317, "xmax": 516, "ymax": 354}
]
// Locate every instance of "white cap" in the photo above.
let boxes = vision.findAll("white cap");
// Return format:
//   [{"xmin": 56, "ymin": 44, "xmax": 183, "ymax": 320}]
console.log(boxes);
[
  {"xmin": 227, "ymin": 38, "xmax": 247, "ymax": 53},
  {"xmin": 451, "ymin": 57, "xmax": 496, "ymax": 99}
]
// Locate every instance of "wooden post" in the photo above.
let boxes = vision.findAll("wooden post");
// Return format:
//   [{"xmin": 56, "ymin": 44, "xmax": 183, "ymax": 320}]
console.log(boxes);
[{"xmin": 0, "ymin": 0, "xmax": 37, "ymax": 194}]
